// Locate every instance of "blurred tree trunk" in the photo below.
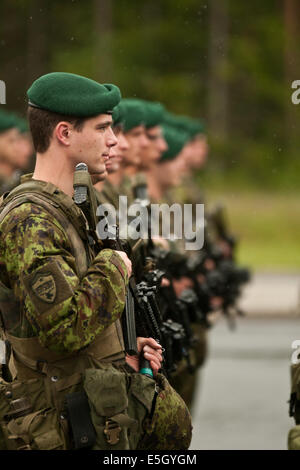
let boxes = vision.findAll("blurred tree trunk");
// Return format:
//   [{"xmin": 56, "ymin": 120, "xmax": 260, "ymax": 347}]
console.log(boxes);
[
  {"xmin": 207, "ymin": 0, "xmax": 229, "ymax": 145},
  {"xmin": 142, "ymin": 2, "xmax": 162, "ymax": 20},
  {"xmin": 26, "ymin": 0, "xmax": 50, "ymax": 90},
  {"xmin": 284, "ymin": 0, "xmax": 300, "ymax": 151},
  {"xmin": 1, "ymin": 0, "xmax": 26, "ymax": 111},
  {"xmin": 93, "ymin": 0, "xmax": 113, "ymax": 82}
]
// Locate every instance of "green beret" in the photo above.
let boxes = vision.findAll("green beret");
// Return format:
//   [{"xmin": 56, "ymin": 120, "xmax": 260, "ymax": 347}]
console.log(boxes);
[
  {"xmin": 140, "ymin": 100, "xmax": 165, "ymax": 128},
  {"xmin": 27, "ymin": 72, "xmax": 121, "ymax": 117},
  {"xmin": 163, "ymin": 111, "xmax": 182, "ymax": 129},
  {"xmin": 117, "ymin": 98, "xmax": 145, "ymax": 132},
  {"xmin": 183, "ymin": 116, "xmax": 205, "ymax": 138},
  {"xmin": 160, "ymin": 124, "xmax": 189, "ymax": 162},
  {"xmin": 0, "ymin": 109, "xmax": 17, "ymax": 134},
  {"xmin": 112, "ymin": 104, "xmax": 124, "ymax": 127},
  {"xmin": 164, "ymin": 111, "xmax": 205, "ymax": 138},
  {"xmin": 14, "ymin": 115, "xmax": 29, "ymax": 134}
]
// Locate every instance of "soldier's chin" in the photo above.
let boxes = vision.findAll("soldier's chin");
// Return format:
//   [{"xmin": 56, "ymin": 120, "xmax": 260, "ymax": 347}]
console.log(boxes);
[
  {"xmin": 90, "ymin": 169, "xmax": 107, "ymax": 184},
  {"xmin": 106, "ymin": 162, "xmax": 120, "ymax": 174}
]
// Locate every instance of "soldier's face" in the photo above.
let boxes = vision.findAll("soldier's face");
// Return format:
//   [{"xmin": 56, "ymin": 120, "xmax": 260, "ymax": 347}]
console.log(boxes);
[
  {"xmin": 70, "ymin": 114, "xmax": 117, "ymax": 178},
  {"xmin": 184, "ymin": 135, "xmax": 208, "ymax": 169},
  {"xmin": 122, "ymin": 125, "xmax": 148, "ymax": 167},
  {"xmin": 13, "ymin": 131, "xmax": 34, "ymax": 170},
  {"xmin": 140, "ymin": 126, "xmax": 168, "ymax": 169},
  {"xmin": 157, "ymin": 157, "xmax": 185, "ymax": 188},
  {"xmin": 106, "ymin": 128, "xmax": 129, "ymax": 174},
  {"xmin": 0, "ymin": 128, "xmax": 19, "ymax": 166}
]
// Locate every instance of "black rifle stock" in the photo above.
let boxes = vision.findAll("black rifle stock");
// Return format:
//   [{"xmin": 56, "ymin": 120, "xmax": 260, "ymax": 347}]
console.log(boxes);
[{"xmin": 73, "ymin": 163, "xmax": 139, "ymax": 356}]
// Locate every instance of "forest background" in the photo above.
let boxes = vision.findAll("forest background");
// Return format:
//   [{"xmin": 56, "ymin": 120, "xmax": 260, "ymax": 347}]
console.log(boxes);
[{"xmin": 1, "ymin": 0, "xmax": 300, "ymax": 270}]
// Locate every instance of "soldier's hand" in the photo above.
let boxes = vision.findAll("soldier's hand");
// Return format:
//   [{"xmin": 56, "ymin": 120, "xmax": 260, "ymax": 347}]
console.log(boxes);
[
  {"xmin": 172, "ymin": 276, "xmax": 194, "ymax": 297},
  {"xmin": 210, "ymin": 296, "xmax": 224, "ymax": 309},
  {"xmin": 161, "ymin": 277, "xmax": 170, "ymax": 287},
  {"xmin": 125, "ymin": 337, "xmax": 163, "ymax": 376},
  {"xmin": 218, "ymin": 240, "xmax": 232, "ymax": 258},
  {"xmin": 115, "ymin": 250, "xmax": 132, "ymax": 278},
  {"xmin": 204, "ymin": 258, "xmax": 215, "ymax": 271},
  {"xmin": 139, "ymin": 337, "xmax": 163, "ymax": 375}
]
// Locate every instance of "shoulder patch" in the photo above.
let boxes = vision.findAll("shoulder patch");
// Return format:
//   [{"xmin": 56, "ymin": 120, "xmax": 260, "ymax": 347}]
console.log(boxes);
[
  {"xmin": 31, "ymin": 272, "xmax": 56, "ymax": 303},
  {"xmin": 22, "ymin": 260, "xmax": 74, "ymax": 314}
]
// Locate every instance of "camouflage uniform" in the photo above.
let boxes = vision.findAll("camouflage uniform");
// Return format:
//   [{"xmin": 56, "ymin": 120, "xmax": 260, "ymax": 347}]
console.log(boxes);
[
  {"xmin": 100, "ymin": 178, "xmax": 121, "ymax": 209},
  {"xmin": 95, "ymin": 174, "xmax": 148, "ymax": 277},
  {"xmin": 0, "ymin": 179, "xmax": 192, "ymax": 450},
  {"xmin": 0, "ymin": 188, "xmax": 128, "ymax": 351},
  {"xmin": 95, "ymin": 176, "xmax": 135, "ymax": 213},
  {"xmin": 118, "ymin": 174, "xmax": 136, "ymax": 206},
  {"xmin": 288, "ymin": 364, "xmax": 300, "ymax": 449},
  {"xmin": 103, "ymin": 173, "xmax": 207, "ymax": 410}
]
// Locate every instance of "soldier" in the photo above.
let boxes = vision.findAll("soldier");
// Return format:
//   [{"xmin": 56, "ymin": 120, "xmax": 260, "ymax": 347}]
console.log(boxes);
[
  {"xmin": 113, "ymin": 98, "xmax": 150, "ymax": 205},
  {"xmin": 288, "ymin": 364, "xmax": 300, "ymax": 449},
  {"xmin": 97, "ymin": 99, "xmax": 211, "ymax": 411},
  {"xmin": 0, "ymin": 109, "xmax": 21, "ymax": 194},
  {"xmin": 162, "ymin": 112, "xmax": 208, "ymax": 206},
  {"xmin": 111, "ymin": 101, "xmax": 204, "ymax": 409},
  {"xmin": 148, "ymin": 121, "xmax": 210, "ymax": 410},
  {"xmin": 14, "ymin": 115, "xmax": 35, "ymax": 174},
  {"xmin": 0, "ymin": 111, "xmax": 33, "ymax": 195},
  {"xmin": 0, "ymin": 72, "xmax": 192, "ymax": 450},
  {"xmin": 147, "ymin": 123, "xmax": 190, "ymax": 204},
  {"xmin": 92, "ymin": 104, "xmax": 130, "ymax": 208},
  {"xmin": 138, "ymin": 101, "xmax": 168, "ymax": 173},
  {"xmin": 94, "ymin": 98, "xmax": 148, "ymax": 207}
]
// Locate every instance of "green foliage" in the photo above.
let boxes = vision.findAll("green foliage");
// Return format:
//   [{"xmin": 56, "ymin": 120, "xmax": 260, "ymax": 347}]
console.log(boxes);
[{"xmin": 206, "ymin": 190, "xmax": 300, "ymax": 271}]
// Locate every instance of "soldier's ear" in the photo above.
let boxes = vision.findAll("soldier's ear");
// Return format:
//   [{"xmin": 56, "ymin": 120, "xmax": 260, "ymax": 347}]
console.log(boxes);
[{"xmin": 55, "ymin": 122, "xmax": 72, "ymax": 147}]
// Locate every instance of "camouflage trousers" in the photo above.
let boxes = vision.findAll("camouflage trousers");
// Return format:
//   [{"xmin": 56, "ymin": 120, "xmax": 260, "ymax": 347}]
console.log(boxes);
[{"xmin": 168, "ymin": 324, "xmax": 208, "ymax": 410}]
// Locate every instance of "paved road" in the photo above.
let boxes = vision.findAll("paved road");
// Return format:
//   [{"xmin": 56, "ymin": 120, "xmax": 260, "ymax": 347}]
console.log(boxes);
[
  {"xmin": 238, "ymin": 272, "xmax": 300, "ymax": 317},
  {"xmin": 190, "ymin": 316, "xmax": 300, "ymax": 450}
]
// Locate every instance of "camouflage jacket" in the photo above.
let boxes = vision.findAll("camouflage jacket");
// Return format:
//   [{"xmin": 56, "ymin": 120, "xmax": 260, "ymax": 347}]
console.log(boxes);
[
  {"xmin": 100, "ymin": 179, "xmax": 121, "ymax": 209},
  {"xmin": 0, "ymin": 180, "xmax": 129, "ymax": 354}
]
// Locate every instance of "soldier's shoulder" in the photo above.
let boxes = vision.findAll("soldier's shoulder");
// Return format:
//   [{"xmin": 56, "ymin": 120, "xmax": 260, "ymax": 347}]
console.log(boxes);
[
  {"xmin": 0, "ymin": 200, "xmax": 65, "ymax": 237},
  {"xmin": 0, "ymin": 199, "xmax": 47, "ymax": 220}
]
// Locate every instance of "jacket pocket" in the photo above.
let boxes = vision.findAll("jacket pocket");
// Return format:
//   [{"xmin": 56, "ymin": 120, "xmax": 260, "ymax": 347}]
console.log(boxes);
[
  {"xmin": 127, "ymin": 372, "xmax": 157, "ymax": 449},
  {"xmin": 1, "ymin": 407, "xmax": 66, "ymax": 450},
  {"xmin": 83, "ymin": 366, "xmax": 130, "ymax": 449},
  {"xmin": 0, "ymin": 377, "xmax": 49, "ymax": 450}
]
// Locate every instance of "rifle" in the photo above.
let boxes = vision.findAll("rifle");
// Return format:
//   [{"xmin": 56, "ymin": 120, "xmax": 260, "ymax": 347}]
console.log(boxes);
[
  {"xmin": 132, "ymin": 175, "xmax": 154, "ymax": 252},
  {"xmin": 73, "ymin": 162, "xmax": 102, "ymax": 251},
  {"xmin": 73, "ymin": 164, "xmax": 139, "ymax": 353},
  {"xmin": 136, "ymin": 258, "xmax": 193, "ymax": 376},
  {"xmin": 132, "ymin": 178, "xmax": 205, "ymax": 372},
  {"xmin": 74, "ymin": 163, "xmax": 162, "ymax": 377},
  {"xmin": 150, "ymin": 241, "xmax": 250, "ymax": 330}
]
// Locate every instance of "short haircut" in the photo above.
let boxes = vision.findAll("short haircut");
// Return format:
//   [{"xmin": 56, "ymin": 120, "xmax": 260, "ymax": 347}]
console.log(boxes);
[{"xmin": 27, "ymin": 106, "xmax": 86, "ymax": 153}]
